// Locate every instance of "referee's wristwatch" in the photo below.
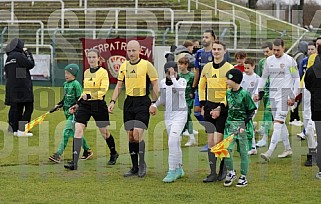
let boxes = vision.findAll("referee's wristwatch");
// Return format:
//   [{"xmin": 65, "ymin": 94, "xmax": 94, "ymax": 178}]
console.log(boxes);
[{"xmin": 110, "ymin": 99, "xmax": 116, "ymax": 104}]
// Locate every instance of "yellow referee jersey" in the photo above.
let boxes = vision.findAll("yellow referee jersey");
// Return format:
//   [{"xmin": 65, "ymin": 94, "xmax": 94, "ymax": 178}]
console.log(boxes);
[
  {"xmin": 300, "ymin": 53, "xmax": 317, "ymax": 87},
  {"xmin": 118, "ymin": 59, "xmax": 158, "ymax": 96},
  {"xmin": 82, "ymin": 67, "xmax": 109, "ymax": 100},
  {"xmin": 199, "ymin": 61, "xmax": 233, "ymax": 105}
]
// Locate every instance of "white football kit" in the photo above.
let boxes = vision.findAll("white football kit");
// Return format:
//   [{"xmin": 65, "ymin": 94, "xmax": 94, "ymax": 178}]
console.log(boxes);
[
  {"xmin": 256, "ymin": 53, "xmax": 300, "ymax": 156},
  {"xmin": 242, "ymin": 72, "xmax": 260, "ymax": 150},
  {"xmin": 153, "ymin": 76, "xmax": 187, "ymax": 171},
  {"xmin": 242, "ymin": 72, "xmax": 260, "ymax": 110},
  {"xmin": 257, "ymin": 53, "xmax": 300, "ymax": 122}
]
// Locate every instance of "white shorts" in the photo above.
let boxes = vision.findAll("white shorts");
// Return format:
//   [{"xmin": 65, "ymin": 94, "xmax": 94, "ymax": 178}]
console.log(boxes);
[
  {"xmin": 270, "ymin": 99, "xmax": 289, "ymax": 122},
  {"xmin": 165, "ymin": 111, "xmax": 187, "ymax": 136}
]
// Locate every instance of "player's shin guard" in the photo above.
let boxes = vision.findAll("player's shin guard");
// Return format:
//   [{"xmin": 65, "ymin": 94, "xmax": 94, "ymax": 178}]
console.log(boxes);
[
  {"xmin": 138, "ymin": 140, "xmax": 146, "ymax": 177},
  {"xmin": 306, "ymin": 121, "xmax": 317, "ymax": 149},
  {"xmin": 129, "ymin": 142, "xmax": 138, "ymax": 171},
  {"xmin": 268, "ymin": 123, "xmax": 283, "ymax": 154},
  {"xmin": 72, "ymin": 138, "xmax": 82, "ymax": 169},
  {"xmin": 203, "ymin": 149, "xmax": 218, "ymax": 182},
  {"xmin": 106, "ymin": 134, "xmax": 117, "ymax": 155},
  {"xmin": 139, "ymin": 140, "xmax": 146, "ymax": 166},
  {"xmin": 281, "ymin": 123, "xmax": 291, "ymax": 150},
  {"xmin": 208, "ymin": 149, "xmax": 217, "ymax": 176}
]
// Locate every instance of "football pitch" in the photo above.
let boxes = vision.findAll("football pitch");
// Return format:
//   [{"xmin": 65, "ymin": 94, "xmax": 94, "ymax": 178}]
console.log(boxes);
[{"xmin": 0, "ymin": 86, "xmax": 320, "ymax": 203}]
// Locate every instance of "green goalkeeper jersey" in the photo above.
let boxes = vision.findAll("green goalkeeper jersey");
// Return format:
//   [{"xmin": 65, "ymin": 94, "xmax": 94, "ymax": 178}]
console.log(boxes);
[
  {"xmin": 179, "ymin": 71, "xmax": 194, "ymax": 108},
  {"xmin": 256, "ymin": 58, "xmax": 265, "ymax": 77},
  {"xmin": 59, "ymin": 79, "xmax": 83, "ymax": 118},
  {"xmin": 224, "ymin": 87, "xmax": 257, "ymax": 139}
]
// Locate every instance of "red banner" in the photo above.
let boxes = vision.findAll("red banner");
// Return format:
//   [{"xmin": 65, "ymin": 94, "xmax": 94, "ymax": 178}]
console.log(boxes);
[{"xmin": 81, "ymin": 37, "xmax": 154, "ymax": 84}]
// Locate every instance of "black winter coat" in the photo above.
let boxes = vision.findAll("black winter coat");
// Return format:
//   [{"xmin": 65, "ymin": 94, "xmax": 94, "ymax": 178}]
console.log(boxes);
[
  {"xmin": 4, "ymin": 38, "xmax": 35, "ymax": 105},
  {"xmin": 305, "ymin": 54, "xmax": 321, "ymax": 121}
]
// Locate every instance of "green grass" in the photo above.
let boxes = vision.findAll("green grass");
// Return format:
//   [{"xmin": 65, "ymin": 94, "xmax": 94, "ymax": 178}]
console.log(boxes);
[{"xmin": 0, "ymin": 85, "xmax": 321, "ymax": 203}]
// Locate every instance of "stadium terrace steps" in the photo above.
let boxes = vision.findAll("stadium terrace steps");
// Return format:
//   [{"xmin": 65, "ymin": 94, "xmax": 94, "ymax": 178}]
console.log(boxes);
[
  {"xmin": 1, "ymin": 0, "xmax": 222, "ymax": 62},
  {"xmin": 0, "ymin": 0, "xmax": 313, "ymax": 64}
]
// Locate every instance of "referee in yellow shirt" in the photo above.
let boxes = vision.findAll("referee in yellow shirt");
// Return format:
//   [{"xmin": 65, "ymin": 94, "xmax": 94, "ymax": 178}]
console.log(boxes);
[
  {"xmin": 108, "ymin": 40, "xmax": 159, "ymax": 178},
  {"xmin": 64, "ymin": 49, "xmax": 118, "ymax": 170},
  {"xmin": 199, "ymin": 40, "xmax": 233, "ymax": 182}
]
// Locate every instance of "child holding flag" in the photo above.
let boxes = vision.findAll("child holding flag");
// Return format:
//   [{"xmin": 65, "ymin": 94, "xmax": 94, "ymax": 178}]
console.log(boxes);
[
  {"xmin": 223, "ymin": 68, "xmax": 257, "ymax": 187},
  {"xmin": 49, "ymin": 64, "xmax": 93, "ymax": 163}
]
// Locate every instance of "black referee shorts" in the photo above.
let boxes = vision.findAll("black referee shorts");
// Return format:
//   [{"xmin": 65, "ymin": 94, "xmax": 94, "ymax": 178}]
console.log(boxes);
[
  {"xmin": 203, "ymin": 101, "xmax": 227, "ymax": 134},
  {"xmin": 123, "ymin": 95, "xmax": 151, "ymax": 131},
  {"xmin": 75, "ymin": 100, "xmax": 110, "ymax": 128}
]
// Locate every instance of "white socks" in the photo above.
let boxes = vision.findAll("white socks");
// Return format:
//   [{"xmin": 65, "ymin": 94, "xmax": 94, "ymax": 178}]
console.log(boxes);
[
  {"xmin": 189, "ymin": 133, "xmax": 195, "ymax": 140},
  {"xmin": 268, "ymin": 122, "xmax": 291, "ymax": 154},
  {"xmin": 168, "ymin": 135, "xmax": 181, "ymax": 171},
  {"xmin": 281, "ymin": 123, "xmax": 291, "ymax": 150},
  {"xmin": 268, "ymin": 123, "xmax": 283, "ymax": 154},
  {"xmin": 251, "ymin": 136, "xmax": 256, "ymax": 150},
  {"xmin": 305, "ymin": 119, "xmax": 317, "ymax": 149}
]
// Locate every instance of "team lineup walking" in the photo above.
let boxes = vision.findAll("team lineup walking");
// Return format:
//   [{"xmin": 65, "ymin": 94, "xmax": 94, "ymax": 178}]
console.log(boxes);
[
  {"xmin": 2, "ymin": 0, "xmax": 321, "ymax": 202},
  {"xmin": 3, "ymin": 34, "xmax": 321, "ymax": 186}
]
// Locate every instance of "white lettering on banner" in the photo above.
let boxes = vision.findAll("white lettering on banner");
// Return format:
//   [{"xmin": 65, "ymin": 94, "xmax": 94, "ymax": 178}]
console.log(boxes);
[
  {"xmin": 140, "ymin": 46, "xmax": 151, "ymax": 58},
  {"xmin": 84, "ymin": 41, "xmax": 151, "ymax": 58},
  {"xmin": 121, "ymin": 42, "xmax": 126, "ymax": 51}
]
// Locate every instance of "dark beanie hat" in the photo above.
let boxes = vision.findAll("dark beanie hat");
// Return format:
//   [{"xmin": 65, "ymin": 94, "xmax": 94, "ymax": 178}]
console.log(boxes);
[
  {"xmin": 226, "ymin": 68, "xmax": 243, "ymax": 84},
  {"xmin": 164, "ymin": 61, "xmax": 178, "ymax": 73},
  {"xmin": 64, "ymin": 64, "xmax": 79, "ymax": 77}
]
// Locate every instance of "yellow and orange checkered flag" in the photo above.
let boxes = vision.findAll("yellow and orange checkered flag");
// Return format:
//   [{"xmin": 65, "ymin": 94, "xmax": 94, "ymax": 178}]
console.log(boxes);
[
  {"xmin": 24, "ymin": 112, "xmax": 50, "ymax": 133},
  {"xmin": 210, "ymin": 132, "xmax": 236, "ymax": 159}
]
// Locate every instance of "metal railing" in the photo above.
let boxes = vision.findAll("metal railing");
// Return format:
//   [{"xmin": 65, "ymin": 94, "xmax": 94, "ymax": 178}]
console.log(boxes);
[
  {"xmin": 63, "ymin": 7, "xmax": 175, "ymax": 33},
  {"xmin": 183, "ymin": 0, "xmax": 310, "ymax": 53},
  {"xmin": 190, "ymin": 0, "xmax": 308, "ymax": 36},
  {"xmin": 175, "ymin": 21, "xmax": 237, "ymax": 49},
  {"xmin": 162, "ymin": 28, "xmax": 170, "ymax": 46},
  {"xmin": 0, "ymin": 27, "xmax": 8, "ymax": 52},
  {"xmin": 78, "ymin": 0, "xmax": 86, "ymax": 8},
  {"xmin": 79, "ymin": 0, "xmax": 160, "ymax": 14},
  {"xmin": 215, "ymin": 0, "xmax": 307, "ymax": 35},
  {"xmin": 135, "ymin": 0, "xmax": 139, "ymax": 14},
  {"xmin": 215, "ymin": 0, "xmax": 310, "ymax": 53},
  {"xmin": 0, "ymin": 0, "xmax": 65, "ymax": 30},
  {"xmin": 0, "ymin": 20, "xmax": 44, "ymax": 53},
  {"xmin": 285, "ymin": 31, "xmax": 308, "ymax": 55},
  {"xmin": 176, "ymin": 0, "xmax": 197, "ymax": 12},
  {"xmin": 79, "ymin": 0, "xmax": 142, "ymax": 13}
]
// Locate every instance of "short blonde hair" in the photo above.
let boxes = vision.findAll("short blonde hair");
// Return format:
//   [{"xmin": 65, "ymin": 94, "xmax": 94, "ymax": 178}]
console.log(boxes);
[{"xmin": 178, "ymin": 56, "xmax": 189, "ymax": 65}]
